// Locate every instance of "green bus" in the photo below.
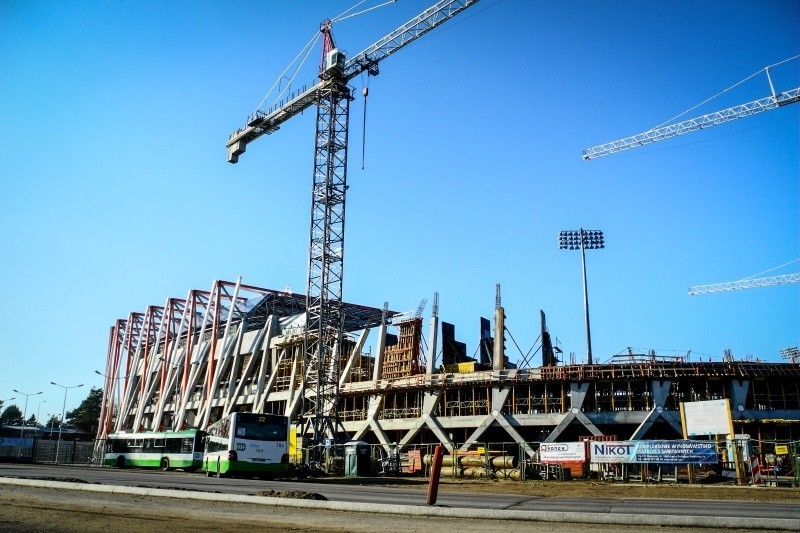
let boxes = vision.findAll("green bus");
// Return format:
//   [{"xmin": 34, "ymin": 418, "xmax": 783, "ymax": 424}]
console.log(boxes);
[
  {"xmin": 203, "ymin": 412, "xmax": 290, "ymax": 477},
  {"xmin": 104, "ymin": 429, "xmax": 205, "ymax": 471}
]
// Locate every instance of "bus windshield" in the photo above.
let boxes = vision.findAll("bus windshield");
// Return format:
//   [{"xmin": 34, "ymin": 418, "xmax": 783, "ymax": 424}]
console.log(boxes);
[{"xmin": 235, "ymin": 414, "xmax": 287, "ymax": 442}]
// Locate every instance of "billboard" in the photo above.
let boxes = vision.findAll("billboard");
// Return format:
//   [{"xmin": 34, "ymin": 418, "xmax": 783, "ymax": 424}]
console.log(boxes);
[
  {"xmin": 590, "ymin": 440, "xmax": 717, "ymax": 464},
  {"xmin": 539, "ymin": 442, "xmax": 586, "ymax": 463}
]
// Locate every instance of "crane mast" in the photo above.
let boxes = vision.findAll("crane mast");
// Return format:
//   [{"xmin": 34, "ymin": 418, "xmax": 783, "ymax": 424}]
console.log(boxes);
[
  {"xmin": 582, "ymin": 62, "xmax": 800, "ymax": 160},
  {"xmin": 227, "ymin": 0, "xmax": 479, "ymax": 452}
]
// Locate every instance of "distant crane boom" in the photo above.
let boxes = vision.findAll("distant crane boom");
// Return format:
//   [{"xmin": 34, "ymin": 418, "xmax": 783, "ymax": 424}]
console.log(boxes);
[
  {"xmin": 582, "ymin": 87, "xmax": 800, "ymax": 160},
  {"xmin": 688, "ymin": 273, "xmax": 800, "ymax": 295},
  {"xmin": 582, "ymin": 57, "xmax": 800, "ymax": 161}
]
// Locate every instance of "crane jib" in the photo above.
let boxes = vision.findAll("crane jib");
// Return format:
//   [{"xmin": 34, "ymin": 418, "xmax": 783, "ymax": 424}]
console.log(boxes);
[
  {"xmin": 226, "ymin": 0, "xmax": 480, "ymax": 164},
  {"xmin": 582, "ymin": 86, "xmax": 800, "ymax": 160}
]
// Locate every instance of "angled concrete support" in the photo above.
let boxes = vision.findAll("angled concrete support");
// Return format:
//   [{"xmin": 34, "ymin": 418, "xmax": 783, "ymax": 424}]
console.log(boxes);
[
  {"xmin": 543, "ymin": 382, "xmax": 602, "ymax": 442},
  {"xmin": 730, "ymin": 379, "xmax": 750, "ymax": 418}
]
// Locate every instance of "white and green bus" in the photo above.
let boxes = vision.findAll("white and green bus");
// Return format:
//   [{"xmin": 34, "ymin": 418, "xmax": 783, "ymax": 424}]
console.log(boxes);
[
  {"xmin": 203, "ymin": 412, "xmax": 290, "ymax": 478},
  {"xmin": 104, "ymin": 429, "xmax": 205, "ymax": 471}
]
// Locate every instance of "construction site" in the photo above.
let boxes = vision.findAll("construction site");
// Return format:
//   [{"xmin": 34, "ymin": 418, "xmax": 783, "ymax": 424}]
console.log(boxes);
[
  {"xmin": 95, "ymin": 0, "xmax": 800, "ymax": 478},
  {"xmin": 95, "ymin": 279, "xmax": 800, "ymax": 473}
]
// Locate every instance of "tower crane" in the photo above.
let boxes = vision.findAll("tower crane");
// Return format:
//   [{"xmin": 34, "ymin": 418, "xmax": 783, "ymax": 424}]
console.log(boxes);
[
  {"xmin": 688, "ymin": 273, "xmax": 800, "ymax": 295},
  {"xmin": 226, "ymin": 0, "xmax": 479, "ymax": 450},
  {"xmin": 689, "ymin": 259, "xmax": 800, "ymax": 295},
  {"xmin": 582, "ymin": 57, "xmax": 800, "ymax": 160}
]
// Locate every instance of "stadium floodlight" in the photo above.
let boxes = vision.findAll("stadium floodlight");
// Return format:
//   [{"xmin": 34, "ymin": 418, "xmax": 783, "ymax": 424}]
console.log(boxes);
[{"xmin": 558, "ymin": 229, "xmax": 605, "ymax": 365}]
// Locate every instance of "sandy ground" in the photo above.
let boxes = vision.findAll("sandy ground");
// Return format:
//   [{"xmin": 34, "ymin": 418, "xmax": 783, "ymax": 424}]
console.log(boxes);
[
  {"xmin": 0, "ymin": 483, "xmax": 776, "ymax": 533},
  {"xmin": 402, "ymin": 476, "xmax": 800, "ymax": 503}
]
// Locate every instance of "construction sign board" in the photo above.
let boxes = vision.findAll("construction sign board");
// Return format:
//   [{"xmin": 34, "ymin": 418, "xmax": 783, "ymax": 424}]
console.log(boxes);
[
  {"xmin": 539, "ymin": 442, "xmax": 586, "ymax": 463},
  {"xmin": 590, "ymin": 440, "xmax": 717, "ymax": 464},
  {"xmin": 682, "ymin": 399, "xmax": 732, "ymax": 436}
]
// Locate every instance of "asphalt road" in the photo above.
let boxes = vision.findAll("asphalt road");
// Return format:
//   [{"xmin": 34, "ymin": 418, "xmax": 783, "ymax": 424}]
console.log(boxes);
[{"xmin": 2, "ymin": 463, "xmax": 798, "ymax": 521}]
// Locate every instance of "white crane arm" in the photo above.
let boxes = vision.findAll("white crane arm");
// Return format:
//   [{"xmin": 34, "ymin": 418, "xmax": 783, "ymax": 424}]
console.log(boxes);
[
  {"xmin": 227, "ymin": 0, "xmax": 479, "ymax": 164},
  {"xmin": 688, "ymin": 273, "xmax": 800, "ymax": 295},
  {"xmin": 582, "ymin": 87, "xmax": 800, "ymax": 161},
  {"xmin": 342, "ymin": 0, "xmax": 479, "ymax": 79}
]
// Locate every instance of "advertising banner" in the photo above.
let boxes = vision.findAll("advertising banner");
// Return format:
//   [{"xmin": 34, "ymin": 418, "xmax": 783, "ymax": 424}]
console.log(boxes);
[
  {"xmin": 539, "ymin": 442, "xmax": 586, "ymax": 463},
  {"xmin": 590, "ymin": 440, "xmax": 717, "ymax": 464}
]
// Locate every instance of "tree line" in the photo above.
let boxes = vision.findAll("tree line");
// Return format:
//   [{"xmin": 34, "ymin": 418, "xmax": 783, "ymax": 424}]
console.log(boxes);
[{"xmin": 0, "ymin": 387, "xmax": 102, "ymax": 437}]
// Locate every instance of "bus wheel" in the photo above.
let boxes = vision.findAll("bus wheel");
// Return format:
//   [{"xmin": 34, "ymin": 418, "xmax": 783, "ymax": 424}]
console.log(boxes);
[
  {"xmin": 160, "ymin": 458, "xmax": 169, "ymax": 471},
  {"xmin": 116, "ymin": 456, "xmax": 125, "ymax": 468},
  {"xmin": 216, "ymin": 459, "xmax": 222, "ymax": 478}
]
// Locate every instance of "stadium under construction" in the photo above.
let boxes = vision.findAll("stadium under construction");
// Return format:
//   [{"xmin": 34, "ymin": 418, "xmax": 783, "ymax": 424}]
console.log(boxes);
[{"xmin": 96, "ymin": 278, "xmax": 800, "ymax": 461}]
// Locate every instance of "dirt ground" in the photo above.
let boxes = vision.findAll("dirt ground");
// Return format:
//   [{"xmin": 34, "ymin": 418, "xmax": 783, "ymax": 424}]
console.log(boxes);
[
  {"xmin": 0, "ymin": 483, "xmax": 780, "ymax": 533},
  {"xmin": 302, "ymin": 473, "xmax": 800, "ymax": 503}
]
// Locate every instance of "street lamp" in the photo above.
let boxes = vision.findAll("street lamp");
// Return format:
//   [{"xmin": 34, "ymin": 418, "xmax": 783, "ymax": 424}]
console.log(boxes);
[
  {"xmin": 48, "ymin": 413, "xmax": 59, "ymax": 438},
  {"xmin": 37, "ymin": 400, "xmax": 46, "ymax": 427},
  {"xmin": 95, "ymin": 370, "xmax": 126, "ymax": 435},
  {"xmin": 12, "ymin": 389, "xmax": 42, "ymax": 438},
  {"xmin": 51, "ymin": 381, "xmax": 83, "ymax": 464},
  {"xmin": 1, "ymin": 396, "xmax": 16, "ymax": 428},
  {"xmin": 558, "ymin": 229, "xmax": 605, "ymax": 365}
]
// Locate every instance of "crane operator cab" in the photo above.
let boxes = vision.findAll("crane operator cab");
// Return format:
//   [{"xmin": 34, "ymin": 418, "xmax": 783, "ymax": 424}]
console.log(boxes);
[{"xmin": 324, "ymin": 48, "xmax": 346, "ymax": 78}]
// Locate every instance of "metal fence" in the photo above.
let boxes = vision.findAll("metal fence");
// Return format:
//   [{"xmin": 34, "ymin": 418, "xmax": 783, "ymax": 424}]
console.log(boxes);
[
  {"xmin": 0, "ymin": 438, "xmax": 95, "ymax": 465},
  {"xmin": 296, "ymin": 438, "xmax": 798, "ymax": 487}
]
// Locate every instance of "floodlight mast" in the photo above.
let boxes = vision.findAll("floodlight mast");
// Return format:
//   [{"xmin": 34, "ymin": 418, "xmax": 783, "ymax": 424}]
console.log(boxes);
[
  {"xmin": 226, "ymin": 0, "xmax": 480, "ymax": 453},
  {"xmin": 558, "ymin": 229, "xmax": 605, "ymax": 365}
]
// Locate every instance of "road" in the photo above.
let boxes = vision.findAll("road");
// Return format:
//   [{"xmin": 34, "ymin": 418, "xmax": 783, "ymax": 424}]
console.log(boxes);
[{"xmin": 1, "ymin": 463, "xmax": 798, "ymax": 522}]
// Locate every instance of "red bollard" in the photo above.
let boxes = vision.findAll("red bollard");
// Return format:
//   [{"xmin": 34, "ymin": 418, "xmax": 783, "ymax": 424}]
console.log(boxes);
[{"xmin": 426, "ymin": 444, "xmax": 445, "ymax": 505}]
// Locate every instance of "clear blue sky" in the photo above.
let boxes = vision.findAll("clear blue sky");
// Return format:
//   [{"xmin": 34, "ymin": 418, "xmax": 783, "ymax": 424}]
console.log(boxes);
[{"xmin": 1, "ymin": 0, "xmax": 798, "ymax": 418}]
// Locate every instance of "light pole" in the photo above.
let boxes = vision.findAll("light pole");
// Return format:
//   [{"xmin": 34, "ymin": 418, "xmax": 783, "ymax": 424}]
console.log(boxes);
[
  {"xmin": 558, "ymin": 229, "xmax": 604, "ymax": 365},
  {"xmin": 12, "ymin": 389, "xmax": 42, "ymax": 438},
  {"xmin": 48, "ymin": 413, "xmax": 58, "ymax": 438},
  {"xmin": 95, "ymin": 370, "xmax": 126, "ymax": 436},
  {"xmin": 51, "ymin": 381, "xmax": 83, "ymax": 464},
  {"xmin": 1, "ymin": 396, "xmax": 16, "ymax": 430},
  {"xmin": 37, "ymin": 400, "xmax": 46, "ymax": 427}
]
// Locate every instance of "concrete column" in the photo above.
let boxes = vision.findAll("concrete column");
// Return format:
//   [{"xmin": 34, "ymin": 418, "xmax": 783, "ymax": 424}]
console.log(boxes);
[
  {"xmin": 492, "ymin": 306, "xmax": 505, "ymax": 371},
  {"xmin": 426, "ymin": 314, "xmax": 439, "ymax": 375}
]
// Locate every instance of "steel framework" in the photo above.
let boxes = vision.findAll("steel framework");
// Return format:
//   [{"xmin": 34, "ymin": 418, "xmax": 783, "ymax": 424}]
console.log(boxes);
[{"xmin": 304, "ymin": 80, "xmax": 351, "ymax": 443}]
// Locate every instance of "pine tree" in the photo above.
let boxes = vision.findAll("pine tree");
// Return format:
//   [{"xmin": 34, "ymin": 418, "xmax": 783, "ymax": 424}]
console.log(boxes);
[{"xmin": 66, "ymin": 387, "xmax": 102, "ymax": 436}]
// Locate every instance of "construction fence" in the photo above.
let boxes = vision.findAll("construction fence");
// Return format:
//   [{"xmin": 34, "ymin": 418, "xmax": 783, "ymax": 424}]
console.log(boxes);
[
  {"xmin": 305, "ymin": 438, "xmax": 800, "ymax": 487},
  {"xmin": 0, "ymin": 437, "xmax": 96, "ymax": 465},
  {"xmin": 3, "ymin": 435, "xmax": 796, "ymax": 487}
]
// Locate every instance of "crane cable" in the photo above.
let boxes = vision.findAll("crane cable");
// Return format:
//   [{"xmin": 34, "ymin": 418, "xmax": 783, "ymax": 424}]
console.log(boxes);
[
  {"xmin": 651, "ymin": 55, "xmax": 800, "ymax": 131},
  {"xmin": 739, "ymin": 258, "xmax": 800, "ymax": 282},
  {"xmin": 362, "ymin": 83, "xmax": 369, "ymax": 170},
  {"xmin": 254, "ymin": 30, "xmax": 321, "ymax": 115}
]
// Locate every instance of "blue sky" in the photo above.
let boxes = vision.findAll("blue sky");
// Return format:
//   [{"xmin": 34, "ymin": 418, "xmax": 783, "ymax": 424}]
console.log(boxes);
[{"xmin": 1, "ymin": 0, "xmax": 798, "ymax": 417}]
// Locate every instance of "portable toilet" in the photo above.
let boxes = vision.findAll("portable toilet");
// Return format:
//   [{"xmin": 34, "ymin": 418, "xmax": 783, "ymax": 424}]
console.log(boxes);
[{"xmin": 344, "ymin": 441, "xmax": 371, "ymax": 477}]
